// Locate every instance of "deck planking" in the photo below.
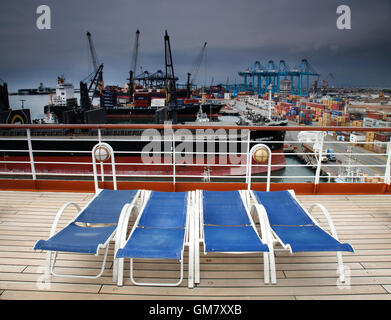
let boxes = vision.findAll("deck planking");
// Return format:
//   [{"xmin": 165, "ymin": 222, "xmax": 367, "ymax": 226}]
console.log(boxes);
[{"xmin": 0, "ymin": 191, "xmax": 390, "ymax": 300}]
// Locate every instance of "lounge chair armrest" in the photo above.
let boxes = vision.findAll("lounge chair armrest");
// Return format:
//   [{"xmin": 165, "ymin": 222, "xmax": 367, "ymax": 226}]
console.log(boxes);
[
  {"xmin": 250, "ymin": 203, "xmax": 274, "ymax": 252},
  {"xmin": 115, "ymin": 203, "xmax": 139, "ymax": 252},
  {"xmin": 308, "ymin": 203, "xmax": 339, "ymax": 240},
  {"xmin": 50, "ymin": 202, "xmax": 81, "ymax": 237}
]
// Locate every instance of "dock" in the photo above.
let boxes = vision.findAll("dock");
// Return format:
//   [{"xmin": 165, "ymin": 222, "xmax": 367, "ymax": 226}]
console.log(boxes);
[{"xmin": 1, "ymin": 190, "xmax": 391, "ymax": 300}]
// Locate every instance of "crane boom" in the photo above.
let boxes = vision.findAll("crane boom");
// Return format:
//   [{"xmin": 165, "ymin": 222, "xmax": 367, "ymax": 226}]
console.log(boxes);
[
  {"xmin": 164, "ymin": 30, "xmax": 178, "ymax": 123},
  {"xmin": 131, "ymin": 30, "xmax": 140, "ymax": 74},
  {"xmin": 128, "ymin": 29, "xmax": 140, "ymax": 103},
  {"xmin": 190, "ymin": 42, "xmax": 207, "ymax": 87},
  {"xmin": 86, "ymin": 31, "xmax": 99, "ymax": 73}
]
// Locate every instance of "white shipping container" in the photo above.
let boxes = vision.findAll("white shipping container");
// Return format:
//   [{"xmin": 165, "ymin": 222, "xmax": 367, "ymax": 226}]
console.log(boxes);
[
  {"xmin": 377, "ymin": 120, "xmax": 391, "ymax": 128},
  {"xmin": 350, "ymin": 133, "xmax": 366, "ymax": 143},
  {"xmin": 150, "ymin": 98, "xmax": 166, "ymax": 107}
]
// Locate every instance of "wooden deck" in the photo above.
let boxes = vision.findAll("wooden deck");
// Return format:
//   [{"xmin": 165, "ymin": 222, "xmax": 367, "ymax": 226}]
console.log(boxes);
[{"xmin": 1, "ymin": 191, "xmax": 391, "ymax": 300}]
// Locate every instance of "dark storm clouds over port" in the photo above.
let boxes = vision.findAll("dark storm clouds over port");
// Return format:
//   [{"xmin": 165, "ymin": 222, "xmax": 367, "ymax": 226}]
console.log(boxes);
[{"xmin": 1, "ymin": 0, "xmax": 391, "ymax": 91}]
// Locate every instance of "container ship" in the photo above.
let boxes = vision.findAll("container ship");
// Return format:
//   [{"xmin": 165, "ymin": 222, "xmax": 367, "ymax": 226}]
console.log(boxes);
[{"xmin": 100, "ymin": 86, "xmax": 224, "ymax": 121}]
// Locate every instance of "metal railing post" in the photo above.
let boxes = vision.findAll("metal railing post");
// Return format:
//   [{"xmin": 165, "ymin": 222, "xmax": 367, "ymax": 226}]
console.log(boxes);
[
  {"xmin": 26, "ymin": 129, "xmax": 36, "ymax": 180},
  {"xmin": 172, "ymin": 132, "xmax": 176, "ymax": 186},
  {"xmin": 385, "ymin": 141, "xmax": 391, "ymax": 185},
  {"xmin": 314, "ymin": 132, "xmax": 325, "ymax": 185},
  {"xmin": 98, "ymin": 129, "xmax": 104, "ymax": 182},
  {"xmin": 245, "ymin": 130, "xmax": 251, "ymax": 184}
]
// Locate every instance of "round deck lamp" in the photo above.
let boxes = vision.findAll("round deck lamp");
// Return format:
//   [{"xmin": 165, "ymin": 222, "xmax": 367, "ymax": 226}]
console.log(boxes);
[
  {"xmin": 253, "ymin": 146, "xmax": 270, "ymax": 163},
  {"xmin": 94, "ymin": 145, "xmax": 111, "ymax": 162}
]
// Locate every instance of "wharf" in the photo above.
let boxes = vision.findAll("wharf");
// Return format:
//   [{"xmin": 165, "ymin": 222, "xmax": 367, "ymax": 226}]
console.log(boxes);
[{"xmin": 1, "ymin": 191, "xmax": 391, "ymax": 300}]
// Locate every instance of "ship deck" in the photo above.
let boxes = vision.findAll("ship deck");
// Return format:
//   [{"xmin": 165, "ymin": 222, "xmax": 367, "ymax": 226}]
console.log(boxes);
[{"xmin": 1, "ymin": 190, "xmax": 391, "ymax": 300}]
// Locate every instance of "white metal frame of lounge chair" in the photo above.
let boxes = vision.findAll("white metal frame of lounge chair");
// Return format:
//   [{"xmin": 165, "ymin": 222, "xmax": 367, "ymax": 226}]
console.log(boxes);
[
  {"xmin": 194, "ymin": 189, "xmax": 275, "ymax": 285},
  {"xmin": 245, "ymin": 142, "xmax": 352, "ymax": 284},
  {"xmin": 34, "ymin": 142, "xmax": 141, "ymax": 280},
  {"xmin": 115, "ymin": 190, "xmax": 195, "ymax": 288},
  {"xmin": 250, "ymin": 189, "xmax": 353, "ymax": 284}
]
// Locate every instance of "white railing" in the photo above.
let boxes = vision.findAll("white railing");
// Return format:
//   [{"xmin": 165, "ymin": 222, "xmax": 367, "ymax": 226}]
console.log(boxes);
[{"xmin": 0, "ymin": 125, "xmax": 390, "ymax": 186}]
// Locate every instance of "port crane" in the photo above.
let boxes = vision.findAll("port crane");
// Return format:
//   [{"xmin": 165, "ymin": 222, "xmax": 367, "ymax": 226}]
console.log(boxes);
[
  {"xmin": 164, "ymin": 30, "xmax": 178, "ymax": 124},
  {"xmin": 186, "ymin": 42, "xmax": 207, "ymax": 97},
  {"xmin": 127, "ymin": 29, "xmax": 140, "ymax": 103},
  {"xmin": 232, "ymin": 58, "xmax": 320, "ymax": 97},
  {"xmin": 80, "ymin": 31, "xmax": 104, "ymax": 111}
]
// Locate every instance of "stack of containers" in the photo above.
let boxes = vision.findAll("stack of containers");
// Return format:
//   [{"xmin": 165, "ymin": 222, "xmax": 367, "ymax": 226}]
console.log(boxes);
[
  {"xmin": 352, "ymin": 120, "xmax": 363, "ymax": 127},
  {"xmin": 134, "ymin": 92, "xmax": 150, "ymax": 107},
  {"xmin": 373, "ymin": 132, "xmax": 391, "ymax": 153},
  {"xmin": 365, "ymin": 131, "xmax": 375, "ymax": 151},
  {"xmin": 101, "ymin": 89, "xmax": 117, "ymax": 108},
  {"xmin": 274, "ymin": 96, "xmax": 350, "ymax": 126}
]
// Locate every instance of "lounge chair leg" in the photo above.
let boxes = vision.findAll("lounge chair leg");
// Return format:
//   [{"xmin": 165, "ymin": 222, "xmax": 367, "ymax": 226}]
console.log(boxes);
[
  {"xmin": 117, "ymin": 258, "xmax": 124, "ymax": 286},
  {"xmin": 112, "ymin": 259, "xmax": 118, "ymax": 282},
  {"xmin": 50, "ymin": 245, "xmax": 111, "ymax": 279},
  {"xmin": 45, "ymin": 251, "xmax": 52, "ymax": 280},
  {"xmin": 263, "ymin": 252, "xmax": 270, "ymax": 284},
  {"xmin": 337, "ymin": 252, "xmax": 346, "ymax": 283},
  {"xmin": 269, "ymin": 252, "xmax": 276, "ymax": 284},
  {"xmin": 130, "ymin": 258, "xmax": 184, "ymax": 286}
]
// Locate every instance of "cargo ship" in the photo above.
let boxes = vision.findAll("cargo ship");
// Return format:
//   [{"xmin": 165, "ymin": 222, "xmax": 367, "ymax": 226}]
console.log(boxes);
[
  {"xmin": 40, "ymin": 80, "xmax": 223, "ymax": 123},
  {"xmin": 100, "ymin": 86, "xmax": 223, "ymax": 121}
]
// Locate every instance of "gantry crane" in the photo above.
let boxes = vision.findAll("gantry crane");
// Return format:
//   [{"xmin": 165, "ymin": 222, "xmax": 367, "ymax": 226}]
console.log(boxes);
[{"xmin": 235, "ymin": 58, "xmax": 320, "ymax": 96}]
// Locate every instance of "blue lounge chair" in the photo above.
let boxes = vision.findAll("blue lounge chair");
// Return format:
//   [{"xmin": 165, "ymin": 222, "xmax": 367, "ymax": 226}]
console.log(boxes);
[
  {"xmin": 195, "ymin": 190, "xmax": 272, "ymax": 285},
  {"xmin": 34, "ymin": 189, "xmax": 140, "ymax": 279},
  {"xmin": 115, "ymin": 191, "xmax": 194, "ymax": 288},
  {"xmin": 251, "ymin": 189, "xmax": 354, "ymax": 283}
]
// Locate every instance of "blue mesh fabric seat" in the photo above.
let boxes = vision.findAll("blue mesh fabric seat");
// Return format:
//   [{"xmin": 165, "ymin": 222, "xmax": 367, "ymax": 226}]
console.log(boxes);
[
  {"xmin": 116, "ymin": 191, "xmax": 188, "ymax": 260},
  {"xmin": 34, "ymin": 223, "xmax": 117, "ymax": 254},
  {"xmin": 196, "ymin": 190, "xmax": 270, "ymax": 285},
  {"xmin": 115, "ymin": 191, "xmax": 191, "ymax": 287},
  {"xmin": 253, "ymin": 190, "xmax": 354, "ymax": 253},
  {"xmin": 202, "ymin": 191, "xmax": 269, "ymax": 253},
  {"xmin": 33, "ymin": 188, "xmax": 140, "ymax": 280},
  {"xmin": 34, "ymin": 189, "xmax": 139, "ymax": 254},
  {"xmin": 75, "ymin": 189, "xmax": 139, "ymax": 224}
]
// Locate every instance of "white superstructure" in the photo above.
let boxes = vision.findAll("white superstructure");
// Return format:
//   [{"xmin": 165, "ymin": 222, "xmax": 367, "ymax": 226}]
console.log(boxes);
[{"xmin": 52, "ymin": 76, "xmax": 76, "ymax": 106}]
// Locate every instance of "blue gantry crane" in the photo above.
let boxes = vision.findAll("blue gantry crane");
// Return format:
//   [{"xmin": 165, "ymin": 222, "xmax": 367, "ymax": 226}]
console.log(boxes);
[{"xmin": 228, "ymin": 58, "xmax": 319, "ymax": 97}]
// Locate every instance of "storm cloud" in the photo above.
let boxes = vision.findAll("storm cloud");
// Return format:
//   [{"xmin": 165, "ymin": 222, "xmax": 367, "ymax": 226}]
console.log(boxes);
[{"xmin": 0, "ymin": 0, "xmax": 390, "ymax": 91}]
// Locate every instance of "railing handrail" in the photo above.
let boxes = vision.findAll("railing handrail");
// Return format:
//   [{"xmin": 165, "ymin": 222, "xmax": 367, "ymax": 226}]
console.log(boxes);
[{"xmin": 1, "ymin": 124, "xmax": 391, "ymax": 132}]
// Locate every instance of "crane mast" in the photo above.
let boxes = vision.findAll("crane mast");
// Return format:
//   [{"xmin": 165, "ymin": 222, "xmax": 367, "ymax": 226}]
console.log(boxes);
[
  {"xmin": 80, "ymin": 31, "xmax": 104, "ymax": 110},
  {"xmin": 128, "ymin": 29, "xmax": 140, "ymax": 103},
  {"xmin": 164, "ymin": 30, "xmax": 178, "ymax": 124}
]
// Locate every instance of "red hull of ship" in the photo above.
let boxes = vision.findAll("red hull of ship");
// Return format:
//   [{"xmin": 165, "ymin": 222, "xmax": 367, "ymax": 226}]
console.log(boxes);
[{"xmin": 0, "ymin": 149, "xmax": 285, "ymax": 177}]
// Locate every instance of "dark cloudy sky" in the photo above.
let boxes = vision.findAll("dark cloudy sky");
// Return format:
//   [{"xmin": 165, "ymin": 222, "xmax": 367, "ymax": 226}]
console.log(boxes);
[{"xmin": 1, "ymin": 0, "xmax": 390, "ymax": 91}]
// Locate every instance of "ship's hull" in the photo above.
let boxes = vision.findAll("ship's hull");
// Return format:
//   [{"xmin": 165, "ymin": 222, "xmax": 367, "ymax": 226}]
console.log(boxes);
[
  {"xmin": 0, "ymin": 127, "xmax": 286, "ymax": 177},
  {"xmin": 105, "ymin": 103, "xmax": 223, "ymax": 120}
]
